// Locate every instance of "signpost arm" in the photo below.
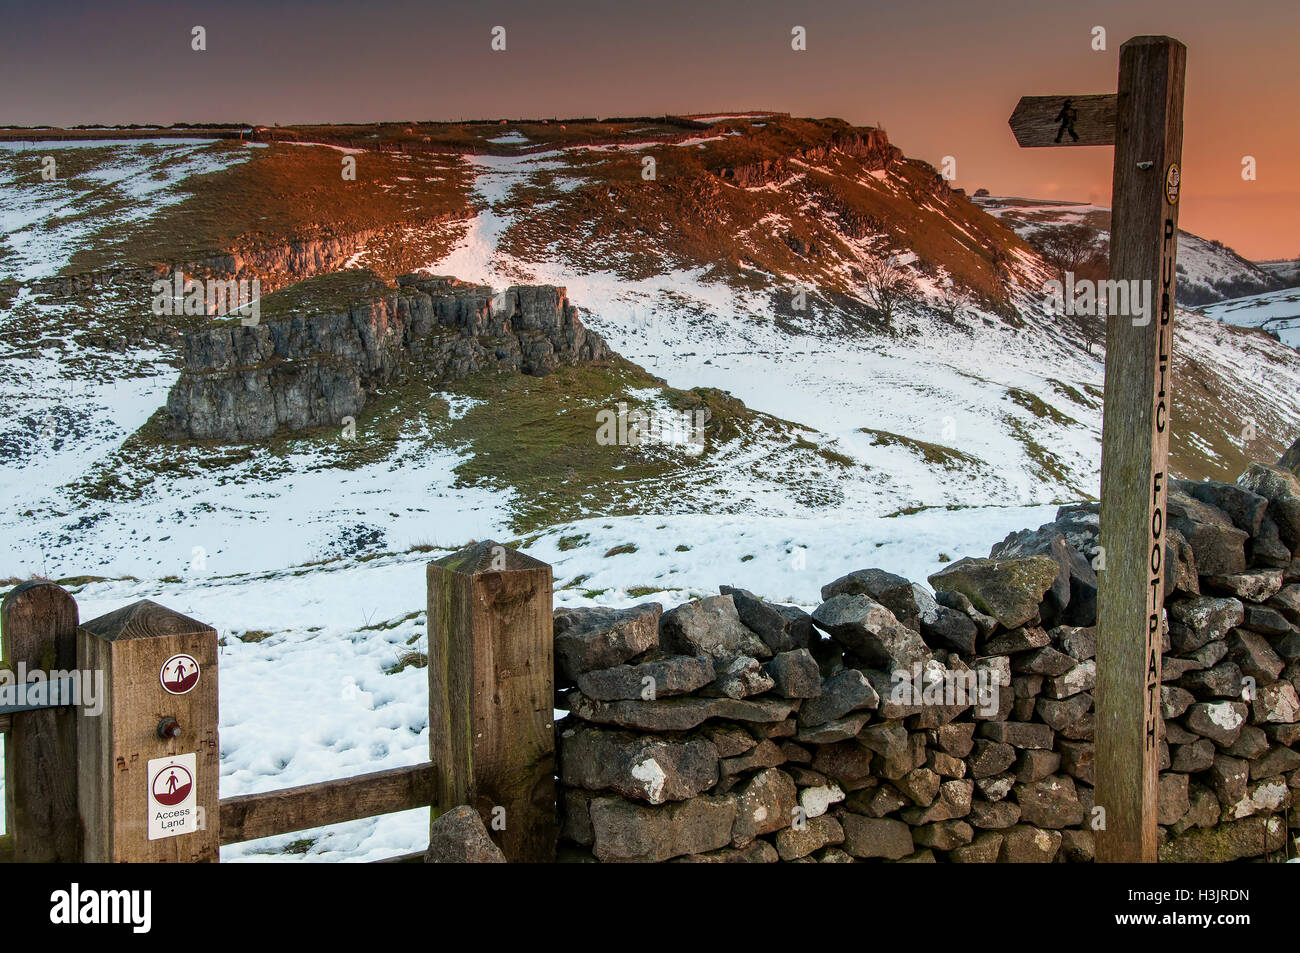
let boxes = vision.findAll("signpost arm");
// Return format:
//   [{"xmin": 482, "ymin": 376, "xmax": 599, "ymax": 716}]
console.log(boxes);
[{"xmin": 1094, "ymin": 35, "xmax": 1186, "ymax": 863}]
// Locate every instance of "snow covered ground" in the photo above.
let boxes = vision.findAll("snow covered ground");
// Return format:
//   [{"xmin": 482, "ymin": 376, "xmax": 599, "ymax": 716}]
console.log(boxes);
[
  {"xmin": 1202, "ymin": 286, "xmax": 1300, "ymax": 348},
  {"xmin": 0, "ymin": 139, "xmax": 251, "ymax": 282}
]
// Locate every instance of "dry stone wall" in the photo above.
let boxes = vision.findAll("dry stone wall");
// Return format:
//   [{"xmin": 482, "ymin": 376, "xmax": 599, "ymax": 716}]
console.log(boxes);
[{"xmin": 555, "ymin": 463, "xmax": 1300, "ymax": 862}]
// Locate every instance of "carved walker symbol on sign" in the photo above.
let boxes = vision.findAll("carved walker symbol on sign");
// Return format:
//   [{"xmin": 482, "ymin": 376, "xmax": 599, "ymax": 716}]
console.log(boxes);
[
  {"xmin": 160, "ymin": 653, "xmax": 200, "ymax": 694},
  {"xmin": 147, "ymin": 752, "xmax": 200, "ymax": 840}
]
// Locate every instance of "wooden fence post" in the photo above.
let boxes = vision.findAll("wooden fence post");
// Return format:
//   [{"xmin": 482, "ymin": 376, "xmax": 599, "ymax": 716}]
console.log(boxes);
[
  {"xmin": 427, "ymin": 541, "xmax": 555, "ymax": 862},
  {"xmin": 77, "ymin": 600, "xmax": 220, "ymax": 862},
  {"xmin": 1, "ymin": 581, "xmax": 81, "ymax": 861},
  {"xmin": 1095, "ymin": 36, "xmax": 1186, "ymax": 863}
]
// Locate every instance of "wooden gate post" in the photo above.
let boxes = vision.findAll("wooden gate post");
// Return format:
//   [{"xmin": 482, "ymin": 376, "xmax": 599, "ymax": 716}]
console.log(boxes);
[
  {"xmin": 1094, "ymin": 36, "xmax": 1186, "ymax": 863},
  {"xmin": 427, "ymin": 541, "xmax": 555, "ymax": 862},
  {"xmin": 1, "ymin": 581, "xmax": 81, "ymax": 861},
  {"xmin": 77, "ymin": 600, "xmax": 220, "ymax": 862}
]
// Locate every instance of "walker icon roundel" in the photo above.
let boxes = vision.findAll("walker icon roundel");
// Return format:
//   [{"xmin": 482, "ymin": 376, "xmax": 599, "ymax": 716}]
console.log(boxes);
[
  {"xmin": 151, "ymin": 763, "xmax": 194, "ymax": 806},
  {"xmin": 160, "ymin": 654, "xmax": 200, "ymax": 695}
]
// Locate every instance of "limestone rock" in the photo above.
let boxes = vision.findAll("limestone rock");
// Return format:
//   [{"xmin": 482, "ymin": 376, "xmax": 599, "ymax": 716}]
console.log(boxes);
[
  {"xmin": 1167, "ymin": 596, "xmax": 1244, "ymax": 653},
  {"xmin": 1237, "ymin": 462, "xmax": 1300, "ymax": 548},
  {"xmin": 661, "ymin": 594, "xmax": 770, "ymax": 662},
  {"xmin": 554, "ymin": 603, "xmax": 661, "ymax": 680},
  {"xmin": 797, "ymin": 668, "xmax": 878, "ymax": 726},
  {"xmin": 1167, "ymin": 490, "xmax": 1249, "ymax": 576},
  {"xmin": 1252, "ymin": 681, "xmax": 1300, "ymax": 723},
  {"xmin": 969, "ymin": 799, "xmax": 1021, "ymax": 829},
  {"xmin": 732, "ymin": 768, "xmax": 798, "ymax": 847},
  {"xmin": 762, "ymin": 648, "xmax": 823, "ymax": 698},
  {"xmin": 998, "ymin": 825, "xmax": 1062, "ymax": 862},
  {"xmin": 1159, "ymin": 814, "xmax": 1287, "ymax": 862},
  {"xmin": 967, "ymin": 739, "xmax": 1017, "ymax": 778},
  {"xmin": 774, "ymin": 815, "xmax": 844, "ymax": 860},
  {"xmin": 1013, "ymin": 775, "xmax": 1085, "ymax": 828},
  {"xmin": 560, "ymin": 726, "xmax": 720, "ymax": 804},
  {"xmin": 721, "ymin": 586, "xmax": 814, "ymax": 653},
  {"xmin": 1173, "ymin": 478, "xmax": 1267, "ymax": 535},
  {"xmin": 798, "ymin": 784, "xmax": 846, "ymax": 818},
  {"xmin": 928, "ymin": 555, "xmax": 1060, "ymax": 629},
  {"xmin": 1185, "ymin": 701, "xmax": 1249, "ymax": 745},
  {"xmin": 569, "ymin": 692, "xmax": 795, "ymax": 732},
  {"xmin": 169, "ymin": 279, "xmax": 611, "ymax": 440},
  {"xmin": 589, "ymin": 795, "xmax": 738, "ymax": 862},
  {"xmin": 427, "ymin": 805, "xmax": 507, "ymax": 863},
  {"xmin": 1157, "ymin": 771, "xmax": 1191, "ymax": 825},
  {"xmin": 950, "ymin": 831, "xmax": 1003, "ymax": 863},
  {"xmin": 575, "ymin": 654, "xmax": 714, "ymax": 700},
  {"xmin": 1203, "ymin": 569, "xmax": 1283, "ymax": 603},
  {"xmin": 840, "ymin": 815, "xmax": 914, "ymax": 860},
  {"xmin": 911, "ymin": 819, "xmax": 974, "ymax": 851},
  {"xmin": 710, "ymin": 655, "xmax": 775, "ymax": 699},
  {"xmin": 811, "ymin": 594, "xmax": 931, "ymax": 670}
]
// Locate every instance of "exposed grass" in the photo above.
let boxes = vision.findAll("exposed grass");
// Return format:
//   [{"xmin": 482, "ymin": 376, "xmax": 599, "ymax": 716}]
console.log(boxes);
[
  {"xmin": 359, "ymin": 610, "xmax": 422, "ymax": 632},
  {"xmin": 1045, "ymin": 378, "xmax": 1097, "ymax": 409},
  {"xmin": 1002, "ymin": 414, "xmax": 1076, "ymax": 491},
  {"xmin": 860, "ymin": 427, "xmax": 983, "ymax": 472},
  {"xmin": 62, "ymin": 142, "xmax": 476, "ymax": 279},
  {"xmin": 1005, "ymin": 387, "xmax": 1077, "ymax": 428},
  {"xmin": 386, "ymin": 650, "xmax": 428, "ymax": 675}
]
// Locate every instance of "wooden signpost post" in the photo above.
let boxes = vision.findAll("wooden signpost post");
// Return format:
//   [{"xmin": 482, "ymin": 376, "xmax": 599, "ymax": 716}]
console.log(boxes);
[{"xmin": 1009, "ymin": 35, "xmax": 1186, "ymax": 862}]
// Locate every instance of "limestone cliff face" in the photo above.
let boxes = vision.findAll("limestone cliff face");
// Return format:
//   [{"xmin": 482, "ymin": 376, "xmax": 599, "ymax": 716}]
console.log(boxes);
[
  {"xmin": 718, "ymin": 129, "xmax": 900, "ymax": 188},
  {"xmin": 165, "ymin": 276, "xmax": 611, "ymax": 441},
  {"xmin": 35, "ymin": 230, "xmax": 380, "ymax": 300}
]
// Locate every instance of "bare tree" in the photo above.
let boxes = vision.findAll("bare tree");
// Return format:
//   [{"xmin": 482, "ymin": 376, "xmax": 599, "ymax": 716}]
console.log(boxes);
[
  {"xmin": 934, "ymin": 279, "xmax": 971, "ymax": 323},
  {"xmin": 861, "ymin": 254, "xmax": 918, "ymax": 326},
  {"xmin": 1036, "ymin": 224, "xmax": 1105, "ymax": 281}
]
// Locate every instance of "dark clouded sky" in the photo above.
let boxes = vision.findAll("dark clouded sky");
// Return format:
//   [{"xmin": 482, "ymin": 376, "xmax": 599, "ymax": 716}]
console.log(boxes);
[{"xmin": 3, "ymin": 0, "xmax": 1296, "ymax": 257}]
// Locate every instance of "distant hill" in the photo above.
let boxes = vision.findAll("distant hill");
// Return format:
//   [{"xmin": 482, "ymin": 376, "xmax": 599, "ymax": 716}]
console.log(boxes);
[{"xmin": 973, "ymin": 196, "xmax": 1289, "ymax": 306}]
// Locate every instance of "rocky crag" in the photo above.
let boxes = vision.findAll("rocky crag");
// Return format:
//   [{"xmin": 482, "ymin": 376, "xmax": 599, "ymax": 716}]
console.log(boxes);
[
  {"xmin": 554, "ymin": 463, "xmax": 1300, "ymax": 863},
  {"xmin": 165, "ymin": 275, "xmax": 611, "ymax": 440}
]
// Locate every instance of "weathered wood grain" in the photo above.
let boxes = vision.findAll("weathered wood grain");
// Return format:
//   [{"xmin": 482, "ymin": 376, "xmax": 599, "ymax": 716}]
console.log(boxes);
[
  {"xmin": 428, "ymin": 541, "xmax": 556, "ymax": 862},
  {"xmin": 77, "ymin": 600, "xmax": 220, "ymax": 862},
  {"xmin": 219, "ymin": 762, "xmax": 438, "ymax": 845},
  {"xmin": 1095, "ymin": 35, "xmax": 1186, "ymax": 863},
  {"xmin": 1, "ymin": 581, "xmax": 81, "ymax": 861},
  {"xmin": 1009, "ymin": 93, "xmax": 1117, "ymax": 147}
]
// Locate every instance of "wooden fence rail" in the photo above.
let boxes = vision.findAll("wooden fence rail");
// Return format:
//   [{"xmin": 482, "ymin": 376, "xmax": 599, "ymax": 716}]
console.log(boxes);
[
  {"xmin": 218, "ymin": 763, "xmax": 439, "ymax": 847},
  {"xmin": 0, "ymin": 539, "xmax": 555, "ymax": 863}
]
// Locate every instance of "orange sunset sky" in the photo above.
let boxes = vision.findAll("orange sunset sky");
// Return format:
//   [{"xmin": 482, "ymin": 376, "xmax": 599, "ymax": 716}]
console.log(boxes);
[{"xmin": 3, "ymin": 0, "xmax": 1297, "ymax": 259}]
